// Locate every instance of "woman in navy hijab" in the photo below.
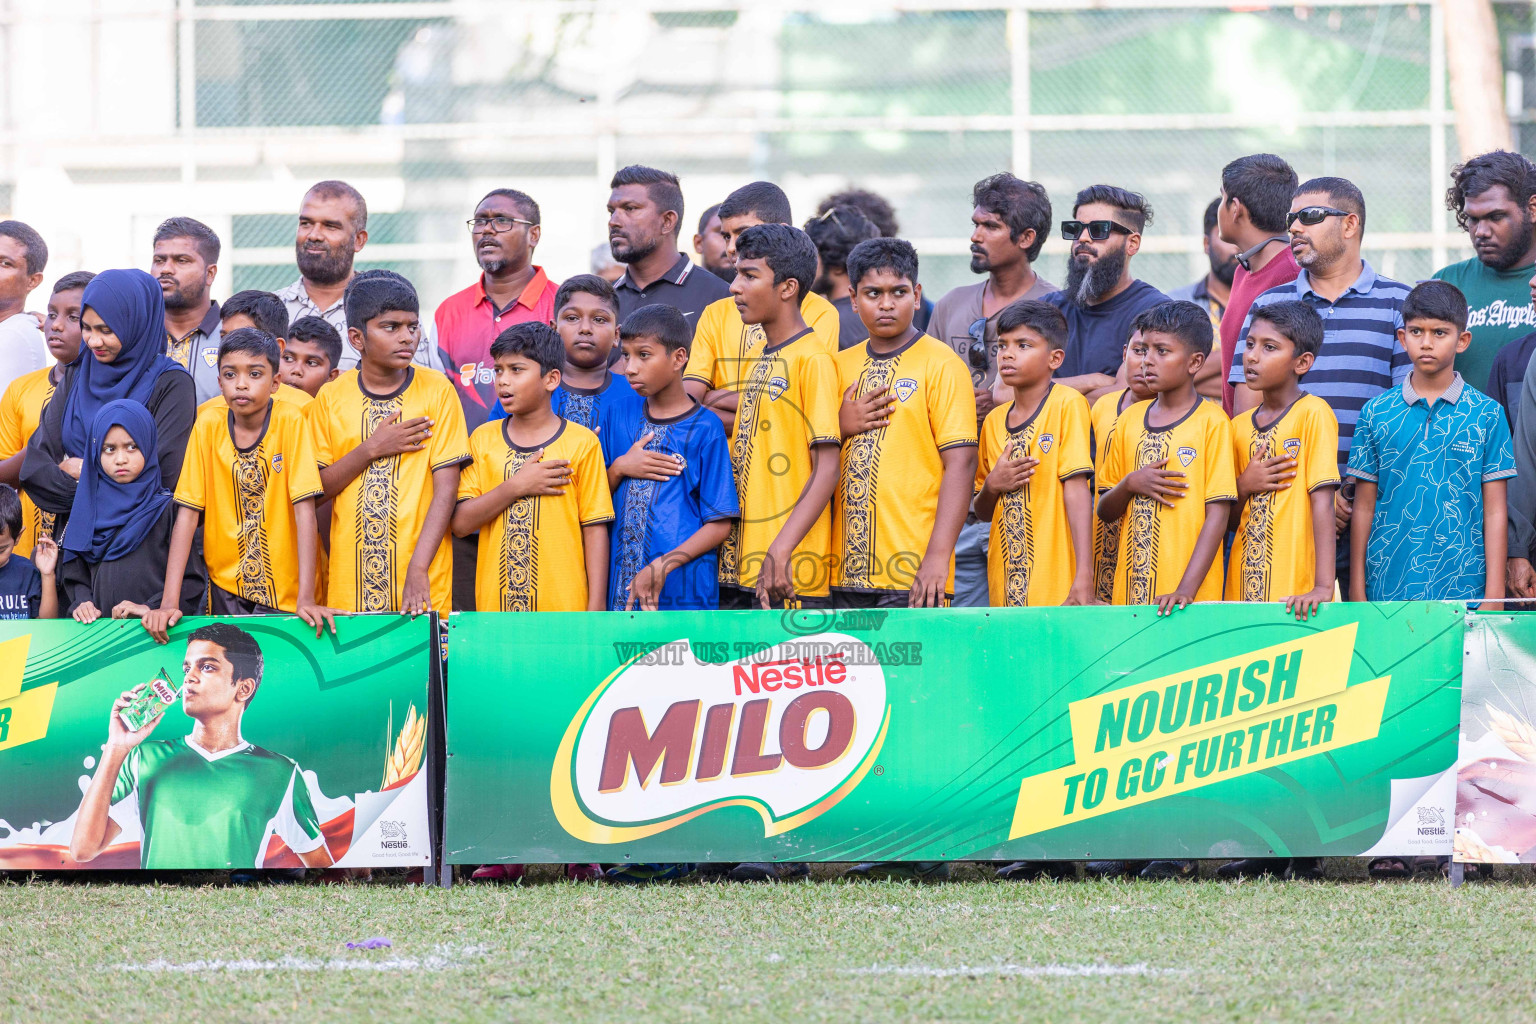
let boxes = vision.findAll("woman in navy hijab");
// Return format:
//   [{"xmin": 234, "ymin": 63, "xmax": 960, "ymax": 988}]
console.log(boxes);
[
  {"xmin": 57, "ymin": 399, "xmax": 205, "ymax": 621},
  {"xmin": 21, "ymin": 268, "xmax": 196, "ymax": 535}
]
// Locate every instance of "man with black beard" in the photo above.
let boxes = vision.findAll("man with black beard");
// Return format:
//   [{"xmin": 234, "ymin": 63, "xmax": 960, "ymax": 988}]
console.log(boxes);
[
  {"xmin": 277, "ymin": 180, "xmax": 440, "ymax": 373},
  {"xmin": 1169, "ymin": 198, "xmax": 1240, "ymax": 399},
  {"xmin": 153, "ymin": 216, "xmax": 223, "ymax": 404},
  {"xmin": 1046, "ymin": 185, "xmax": 1168, "ymax": 400},
  {"xmin": 1431, "ymin": 150, "xmax": 1536, "ymax": 395},
  {"xmin": 607, "ymin": 165, "xmax": 729, "ymax": 335}
]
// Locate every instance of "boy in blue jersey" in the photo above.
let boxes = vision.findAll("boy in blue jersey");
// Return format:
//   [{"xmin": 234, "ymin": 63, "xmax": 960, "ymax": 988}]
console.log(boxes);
[
  {"xmin": 1348, "ymin": 280, "xmax": 1514, "ymax": 608},
  {"xmin": 603, "ymin": 304, "xmax": 739, "ymax": 612},
  {"xmin": 490, "ymin": 275, "xmax": 643, "ymax": 436}
]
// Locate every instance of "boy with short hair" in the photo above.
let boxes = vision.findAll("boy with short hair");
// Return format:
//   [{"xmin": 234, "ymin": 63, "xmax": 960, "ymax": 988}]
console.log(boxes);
[
  {"xmin": 1097, "ymin": 301, "xmax": 1237, "ymax": 614},
  {"xmin": 0, "ymin": 270, "xmax": 93, "ymax": 557},
  {"xmin": 0, "ymin": 483, "xmax": 57, "ymax": 618},
  {"xmin": 1090, "ymin": 330, "xmax": 1156, "ymax": 602},
  {"xmin": 1348, "ymin": 280, "xmax": 1514, "ymax": 605},
  {"xmin": 719, "ymin": 223, "xmax": 841, "ymax": 608},
  {"xmin": 603, "ymin": 303, "xmax": 739, "ymax": 612},
  {"xmin": 282, "ymin": 315, "xmax": 343, "ymax": 398},
  {"xmin": 685, "ymin": 181, "xmax": 841, "ymax": 434},
  {"xmin": 488, "ymin": 274, "xmax": 642, "ymax": 436},
  {"xmin": 144, "ymin": 328, "xmax": 333, "ymax": 639},
  {"xmin": 452, "ymin": 321, "xmax": 612, "ymax": 611},
  {"xmin": 973, "ymin": 299, "xmax": 1094, "ymax": 606},
  {"xmin": 1226, "ymin": 300, "xmax": 1339, "ymax": 616},
  {"xmin": 833, "ymin": 237, "xmax": 977, "ymax": 609},
  {"xmin": 207, "ymin": 289, "xmax": 310, "ymax": 413},
  {"xmin": 309, "ymin": 275, "xmax": 471, "ymax": 615}
]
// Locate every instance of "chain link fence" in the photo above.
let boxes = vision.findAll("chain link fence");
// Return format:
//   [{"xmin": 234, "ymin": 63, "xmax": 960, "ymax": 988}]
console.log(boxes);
[{"xmin": 8, "ymin": 0, "xmax": 1535, "ymax": 309}]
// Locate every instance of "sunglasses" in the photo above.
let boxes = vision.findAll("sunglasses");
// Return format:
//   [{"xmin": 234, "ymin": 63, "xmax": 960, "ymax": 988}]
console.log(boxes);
[
  {"xmin": 1285, "ymin": 206, "xmax": 1350, "ymax": 229},
  {"xmin": 1061, "ymin": 219, "xmax": 1133, "ymax": 242}
]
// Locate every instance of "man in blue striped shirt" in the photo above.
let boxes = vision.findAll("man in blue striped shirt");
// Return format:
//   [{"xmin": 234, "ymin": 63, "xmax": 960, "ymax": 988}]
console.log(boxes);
[{"xmin": 1226, "ymin": 177, "xmax": 1410, "ymax": 557}]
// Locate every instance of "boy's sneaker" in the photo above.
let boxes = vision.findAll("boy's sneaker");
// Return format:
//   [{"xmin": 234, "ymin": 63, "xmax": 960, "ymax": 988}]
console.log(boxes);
[
  {"xmin": 995, "ymin": 860, "xmax": 1075, "ymax": 881},
  {"xmin": 844, "ymin": 861, "xmax": 950, "ymax": 882},
  {"xmin": 1084, "ymin": 860, "xmax": 1145, "ymax": 878},
  {"xmin": 1285, "ymin": 857, "xmax": 1324, "ymax": 881},
  {"xmin": 470, "ymin": 864, "xmax": 525, "ymax": 883},
  {"xmin": 1215, "ymin": 858, "xmax": 1287, "ymax": 880},
  {"xmin": 727, "ymin": 862, "xmax": 811, "ymax": 882},
  {"xmin": 1139, "ymin": 860, "xmax": 1196, "ymax": 880},
  {"xmin": 602, "ymin": 863, "xmax": 697, "ymax": 884}
]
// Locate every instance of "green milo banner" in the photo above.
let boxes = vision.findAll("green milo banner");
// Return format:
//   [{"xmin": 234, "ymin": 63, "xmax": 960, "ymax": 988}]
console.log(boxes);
[
  {"xmin": 445, "ymin": 602, "xmax": 1463, "ymax": 863},
  {"xmin": 0, "ymin": 615, "xmax": 434, "ymax": 870}
]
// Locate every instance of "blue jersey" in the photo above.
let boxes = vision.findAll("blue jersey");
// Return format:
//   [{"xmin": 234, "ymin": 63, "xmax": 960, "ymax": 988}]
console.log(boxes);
[
  {"xmin": 0, "ymin": 554, "xmax": 40, "ymax": 619},
  {"xmin": 489, "ymin": 372, "xmax": 645, "ymax": 442},
  {"xmin": 1345, "ymin": 374, "xmax": 1515, "ymax": 602},
  {"xmin": 602, "ymin": 400, "xmax": 739, "ymax": 610}
]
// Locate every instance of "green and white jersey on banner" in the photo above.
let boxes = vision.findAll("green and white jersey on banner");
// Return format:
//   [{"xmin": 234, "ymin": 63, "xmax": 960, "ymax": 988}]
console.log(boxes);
[
  {"xmin": 112, "ymin": 736, "xmax": 324, "ymax": 868},
  {"xmin": 1431, "ymin": 256, "xmax": 1536, "ymax": 393}
]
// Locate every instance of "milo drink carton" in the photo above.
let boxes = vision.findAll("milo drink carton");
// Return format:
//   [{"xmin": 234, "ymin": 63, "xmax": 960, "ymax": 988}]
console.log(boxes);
[{"xmin": 119, "ymin": 669, "xmax": 179, "ymax": 732}]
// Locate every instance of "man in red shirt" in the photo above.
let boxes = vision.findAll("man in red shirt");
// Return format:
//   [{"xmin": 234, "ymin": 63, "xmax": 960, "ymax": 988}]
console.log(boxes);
[
  {"xmin": 434, "ymin": 188, "xmax": 558, "ymax": 423},
  {"xmin": 1215, "ymin": 154, "xmax": 1301, "ymax": 413}
]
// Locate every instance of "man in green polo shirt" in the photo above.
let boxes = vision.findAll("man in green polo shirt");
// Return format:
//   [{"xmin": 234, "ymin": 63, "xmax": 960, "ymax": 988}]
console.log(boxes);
[
  {"xmin": 1432, "ymin": 150, "xmax": 1536, "ymax": 394},
  {"xmin": 69, "ymin": 622, "xmax": 333, "ymax": 870}
]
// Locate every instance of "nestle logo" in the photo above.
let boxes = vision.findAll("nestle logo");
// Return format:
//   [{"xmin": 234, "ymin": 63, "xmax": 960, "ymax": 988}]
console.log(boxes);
[
  {"xmin": 732, "ymin": 655, "xmax": 847, "ymax": 695},
  {"xmin": 379, "ymin": 820, "xmax": 409, "ymax": 849}
]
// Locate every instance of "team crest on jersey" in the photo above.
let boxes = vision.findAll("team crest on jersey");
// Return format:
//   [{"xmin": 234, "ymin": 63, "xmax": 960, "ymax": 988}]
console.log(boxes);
[
  {"xmin": 202, "ymin": 348, "xmax": 218, "ymax": 368},
  {"xmin": 893, "ymin": 378, "xmax": 919, "ymax": 402},
  {"xmin": 272, "ymin": 453, "xmax": 284, "ymax": 473},
  {"xmin": 1037, "ymin": 433, "xmax": 1054, "ymax": 454},
  {"xmin": 1283, "ymin": 437, "xmax": 1302, "ymax": 459},
  {"xmin": 1176, "ymin": 446, "xmax": 1197, "ymax": 467},
  {"xmin": 767, "ymin": 376, "xmax": 789, "ymax": 401}
]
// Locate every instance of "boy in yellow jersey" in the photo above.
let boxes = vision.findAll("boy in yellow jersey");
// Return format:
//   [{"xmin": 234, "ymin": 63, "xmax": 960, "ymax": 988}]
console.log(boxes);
[
  {"xmin": 1098, "ymin": 301, "xmax": 1236, "ymax": 614},
  {"xmin": 973, "ymin": 300, "xmax": 1093, "ymax": 607},
  {"xmin": 1226, "ymin": 300, "xmax": 1338, "ymax": 615},
  {"xmin": 197, "ymin": 289, "xmax": 313, "ymax": 414},
  {"xmin": 718, "ymin": 224, "xmax": 841, "ymax": 609},
  {"xmin": 309, "ymin": 275, "xmax": 470, "ymax": 615},
  {"xmin": 684, "ymin": 181, "xmax": 840, "ymax": 434},
  {"xmin": 452, "ymin": 321, "xmax": 612, "ymax": 611},
  {"xmin": 143, "ymin": 329, "xmax": 334, "ymax": 641},
  {"xmin": 833, "ymin": 237, "xmax": 977, "ymax": 612},
  {"xmin": 0, "ymin": 271, "xmax": 93, "ymax": 557},
  {"xmin": 1089, "ymin": 330, "xmax": 1156, "ymax": 602}
]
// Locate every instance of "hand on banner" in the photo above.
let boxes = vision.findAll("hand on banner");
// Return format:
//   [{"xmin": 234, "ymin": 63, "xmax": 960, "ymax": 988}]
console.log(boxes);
[
  {"xmin": 401, "ymin": 565, "xmax": 432, "ymax": 616},
  {"xmin": 1285, "ymin": 585, "xmax": 1331, "ymax": 621},
  {"xmin": 142, "ymin": 606, "xmax": 183, "ymax": 644},
  {"xmin": 298, "ymin": 600, "xmax": 341, "ymax": 637},
  {"xmin": 1507, "ymin": 557, "xmax": 1535, "ymax": 600},
  {"xmin": 1155, "ymin": 588, "xmax": 1194, "ymax": 616},
  {"xmin": 908, "ymin": 557, "xmax": 948, "ymax": 608},
  {"xmin": 112, "ymin": 600, "xmax": 150, "ymax": 620},
  {"xmin": 756, "ymin": 542, "xmax": 797, "ymax": 608},
  {"xmin": 1062, "ymin": 579, "xmax": 1094, "ymax": 606},
  {"xmin": 626, "ymin": 556, "xmax": 676, "ymax": 611},
  {"xmin": 73, "ymin": 600, "xmax": 102, "ymax": 624}
]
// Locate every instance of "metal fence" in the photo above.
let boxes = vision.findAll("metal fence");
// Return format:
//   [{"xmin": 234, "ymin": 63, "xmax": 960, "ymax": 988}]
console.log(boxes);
[{"xmin": 5, "ymin": 0, "xmax": 1534, "ymax": 310}]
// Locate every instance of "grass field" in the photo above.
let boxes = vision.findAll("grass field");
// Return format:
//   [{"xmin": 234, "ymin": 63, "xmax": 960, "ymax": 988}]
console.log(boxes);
[{"xmin": 5, "ymin": 864, "xmax": 1536, "ymax": 1023}]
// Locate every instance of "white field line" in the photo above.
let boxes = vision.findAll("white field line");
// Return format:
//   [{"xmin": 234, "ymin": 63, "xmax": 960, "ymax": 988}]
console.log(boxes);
[
  {"xmin": 106, "ymin": 944, "xmax": 487, "ymax": 974},
  {"xmin": 841, "ymin": 963, "xmax": 1183, "ymax": 979}
]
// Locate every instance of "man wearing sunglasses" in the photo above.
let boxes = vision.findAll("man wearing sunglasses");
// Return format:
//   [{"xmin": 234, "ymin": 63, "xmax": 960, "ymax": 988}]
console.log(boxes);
[
  {"xmin": 1213, "ymin": 154, "xmax": 1301, "ymax": 414},
  {"xmin": 1046, "ymin": 185, "xmax": 1168, "ymax": 399},
  {"xmin": 1227, "ymin": 177, "xmax": 1411, "ymax": 581},
  {"xmin": 928, "ymin": 173, "xmax": 1056, "ymax": 607},
  {"xmin": 1431, "ymin": 151, "xmax": 1536, "ymax": 398}
]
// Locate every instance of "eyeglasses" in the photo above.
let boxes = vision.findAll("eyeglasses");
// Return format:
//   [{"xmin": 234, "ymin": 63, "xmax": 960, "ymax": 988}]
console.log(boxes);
[
  {"xmin": 1061, "ymin": 219, "xmax": 1133, "ymax": 242},
  {"xmin": 966, "ymin": 317, "xmax": 989, "ymax": 369},
  {"xmin": 467, "ymin": 216, "xmax": 535, "ymax": 233},
  {"xmin": 1285, "ymin": 206, "xmax": 1349, "ymax": 229}
]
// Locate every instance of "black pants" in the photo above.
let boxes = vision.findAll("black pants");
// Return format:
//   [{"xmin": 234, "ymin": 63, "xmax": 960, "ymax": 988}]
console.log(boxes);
[
  {"xmin": 719, "ymin": 585, "xmax": 832, "ymax": 610},
  {"xmin": 208, "ymin": 584, "xmax": 278, "ymax": 617},
  {"xmin": 829, "ymin": 588, "xmax": 919, "ymax": 609}
]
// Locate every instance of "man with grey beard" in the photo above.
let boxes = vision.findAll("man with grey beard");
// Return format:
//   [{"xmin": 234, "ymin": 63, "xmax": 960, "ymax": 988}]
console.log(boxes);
[{"xmin": 1046, "ymin": 185, "xmax": 1168, "ymax": 401}]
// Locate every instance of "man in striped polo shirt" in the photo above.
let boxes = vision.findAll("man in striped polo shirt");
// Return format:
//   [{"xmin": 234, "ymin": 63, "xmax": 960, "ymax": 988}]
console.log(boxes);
[{"xmin": 1227, "ymin": 176, "xmax": 1410, "ymax": 590}]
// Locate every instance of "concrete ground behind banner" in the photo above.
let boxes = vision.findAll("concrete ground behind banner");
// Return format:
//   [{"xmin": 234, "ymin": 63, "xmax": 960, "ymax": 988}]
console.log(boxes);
[{"xmin": 3, "ymin": 864, "xmax": 1533, "ymax": 1022}]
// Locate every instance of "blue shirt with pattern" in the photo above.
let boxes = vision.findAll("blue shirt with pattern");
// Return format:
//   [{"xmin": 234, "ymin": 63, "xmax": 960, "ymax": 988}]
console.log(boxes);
[
  {"xmin": 600, "ymin": 399, "xmax": 739, "ymax": 610},
  {"xmin": 488, "ymin": 371, "xmax": 645, "ymax": 438},
  {"xmin": 1227, "ymin": 260, "xmax": 1410, "ymax": 469},
  {"xmin": 1345, "ymin": 373, "xmax": 1515, "ymax": 601}
]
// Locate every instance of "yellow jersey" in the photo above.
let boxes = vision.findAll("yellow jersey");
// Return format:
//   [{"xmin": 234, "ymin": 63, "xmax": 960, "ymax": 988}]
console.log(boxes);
[
  {"xmin": 718, "ymin": 328, "xmax": 842, "ymax": 597},
  {"xmin": 832, "ymin": 333, "xmax": 977, "ymax": 594},
  {"xmin": 1100, "ymin": 398, "xmax": 1236, "ymax": 605},
  {"xmin": 684, "ymin": 293, "xmax": 839, "ymax": 432},
  {"xmin": 0, "ymin": 366, "xmax": 55, "ymax": 557},
  {"xmin": 309, "ymin": 368, "xmax": 470, "ymax": 614},
  {"xmin": 459, "ymin": 418, "xmax": 614, "ymax": 612},
  {"xmin": 1226, "ymin": 394, "xmax": 1340, "ymax": 602},
  {"xmin": 175, "ymin": 401, "xmax": 324, "ymax": 611},
  {"xmin": 975, "ymin": 384, "xmax": 1093, "ymax": 606},
  {"xmin": 197, "ymin": 382, "xmax": 312, "ymax": 417},
  {"xmin": 1089, "ymin": 388, "xmax": 1135, "ymax": 603}
]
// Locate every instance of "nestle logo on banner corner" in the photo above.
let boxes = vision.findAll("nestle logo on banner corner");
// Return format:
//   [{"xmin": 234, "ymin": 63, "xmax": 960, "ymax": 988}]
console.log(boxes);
[
  {"xmin": 379, "ymin": 820, "xmax": 410, "ymax": 849},
  {"xmin": 1416, "ymin": 806, "xmax": 1446, "ymax": 836},
  {"xmin": 551, "ymin": 633, "xmax": 890, "ymax": 844}
]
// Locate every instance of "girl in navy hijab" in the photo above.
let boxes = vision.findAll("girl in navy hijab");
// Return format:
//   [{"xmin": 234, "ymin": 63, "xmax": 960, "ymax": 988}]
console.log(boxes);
[
  {"xmin": 58, "ymin": 399, "xmax": 204, "ymax": 622},
  {"xmin": 21, "ymin": 269, "xmax": 196, "ymax": 535}
]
